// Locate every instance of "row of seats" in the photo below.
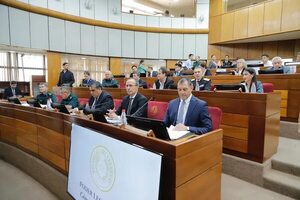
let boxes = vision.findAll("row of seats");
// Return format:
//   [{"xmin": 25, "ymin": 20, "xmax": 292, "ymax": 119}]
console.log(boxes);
[
  {"xmin": 58, "ymin": 95, "xmax": 222, "ymax": 131},
  {"xmin": 119, "ymin": 82, "xmax": 274, "ymax": 93}
]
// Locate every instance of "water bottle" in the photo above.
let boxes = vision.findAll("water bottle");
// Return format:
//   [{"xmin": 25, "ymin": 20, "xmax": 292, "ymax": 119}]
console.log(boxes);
[
  {"xmin": 46, "ymin": 98, "xmax": 52, "ymax": 110},
  {"xmin": 120, "ymin": 109, "xmax": 127, "ymax": 125}
]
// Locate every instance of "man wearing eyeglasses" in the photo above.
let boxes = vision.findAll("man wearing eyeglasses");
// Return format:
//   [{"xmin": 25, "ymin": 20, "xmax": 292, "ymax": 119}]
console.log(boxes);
[
  {"xmin": 83, "ymin": 82, "xmax": 114, "ymax": 118},
  {"xmin": 107, "ymin": 78, "xmax": 147, "ymax": 119},
  {"xmin": 269, "ymin": 56, "xmax": 292, "ymax": 74},
  {"xmin": 191, "ymin": 67, "xmax": 211, "ymax": 91}
]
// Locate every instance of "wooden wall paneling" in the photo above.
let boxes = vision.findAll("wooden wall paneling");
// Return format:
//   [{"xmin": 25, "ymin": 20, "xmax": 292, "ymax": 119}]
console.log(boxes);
[
  {"xmin": 47, "ymin": 52, "xmax": 61, "ymax": 91},
  {"xmin": 277, "ymin": 40, "xmax": 295, "ymax": 58},
  {"xmin": 248, "ymin": 4, "xmax": 264, "ymax": 37},
  {"xmin": 209, "ymin": 0, "xmax": 224, "ymax": 17},
  {"xmin": 247, "ymin": 43, "xmax": 263, "ymax": 59},
  {"xmin": 221, "ymin": 12, "xmax": 234, "ymax": 42},
  {"xmin": 38, "ymin": 146, "xmax": 66, "ymax": 171},
  {"xmin": 287, "ymin": 90, "xmax": 300, "ymax": 119},
  {"xmin": 262, "ymin": 41, "xmax": 278, "ymax": 58},
  {"xmin": 167, "ymin": 60, "xmax": 178, "ymax": 70},
  {"xmin": 221, "ymin": 113, "xmax": 249, "ymax": 128},
  {"xmin": 220, "ymin": 125, "xmax": 248, "ymax": 140},
  {"xmin": 295, "ymin": 39, "xmax": 300, "ymax": 57},
  {"xmin": 0, "ymin": 123, "xmax": 17, "ymax": 144},
  {"xmin": 220, "ymin": 45, "xmax": 234, "ymax": 59},
  {"xmin": 264, "ymin": 112, "xmax": 280, "ymax": 161},
  {"xmin": 233, "ymin": 8, "xmax": 249, "ymax": 39},
  {"xmin": 263, "ymin": 0, "xmax": 282, "ymax": 34},
  {"xmin": 233, "ymin": 43, "xmax": 248, "ymax": 59},
  {"xmin": 223, "ymin": 137, "xmax": 248, "ymax": 153},
  {"xmin": 110, "ymin": 57, "xmax": 121, "ymax": 75},
  {"xmin": 281, "ymin": 0, "xmax": 300, "ymax": 31},
  {"xmin": 208, "ymin": 15, "xmax": 221, "ymax": 44},
  {"xmin": 208, "ymin": 45, "xmax": 221, "ymax": 60}
]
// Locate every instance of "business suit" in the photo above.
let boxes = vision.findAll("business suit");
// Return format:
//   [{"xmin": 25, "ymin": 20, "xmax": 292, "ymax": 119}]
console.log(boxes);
[
  {"xmin": 116, "ymin": 93, "xmax": 147, "ymax": 117},
  {"xmin": 57, "ymin": 70, "xmax": 75, "ymax": 87},
  {"xmin": 138, "ymin": 79, "xmax": 147, "ymax": 89},
  {"xmin": 4, "ymin": 87, "xmax": 22, "ymax": 99},
  {"xmin": 154, "ymin": 78, "xmax": 174, "ymax": 89},
  {"xmin": 80, "ymin": 79, "xmax": 95, "ymax": 87},
  {"xmin": 164, "ymin": 95, "xmax": 212, "ymax": 134},
  {"xmin": 84, "ymin": 91, "xmax": 114, "ymax": 118},
  {"xmin": 191, "ymin": 78, "xmax": 211, "ymax": 91},
  {"xmin": 148, "ymin": 71, "xmax": 158, "ymax": 77},
  {"xmin": 102, "ymin": 79, "xmax": 119, "ymax": 88}
]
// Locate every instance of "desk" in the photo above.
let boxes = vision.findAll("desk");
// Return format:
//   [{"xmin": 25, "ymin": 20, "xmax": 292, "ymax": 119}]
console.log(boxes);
[
  {"xmin": 0, "ymin": 102, "xmax": 222, "ymax": 200},
  {"xmin": 72, "ymin": 88, "xmax": 280, "ymax": 163}
]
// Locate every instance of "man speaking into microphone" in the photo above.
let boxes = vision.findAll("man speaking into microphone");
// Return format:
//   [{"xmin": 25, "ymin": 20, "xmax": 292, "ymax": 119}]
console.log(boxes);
[{"xmin": 107, "ymin": 78, "xmax": 148, "ymax": 119}]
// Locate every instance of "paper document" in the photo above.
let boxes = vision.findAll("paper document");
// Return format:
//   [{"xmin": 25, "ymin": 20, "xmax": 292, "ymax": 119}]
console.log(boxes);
[{"xmin": 167, "ymin": 125, "xmax": 191, "ymax": 140}]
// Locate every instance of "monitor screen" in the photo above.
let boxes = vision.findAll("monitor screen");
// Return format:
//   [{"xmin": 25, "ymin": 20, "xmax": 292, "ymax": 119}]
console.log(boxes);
[
  {"xmin": 127, "ymin": 116, "xmax": 171, "ymax": 140},
  {"xmin": 8, "ymin": 97, "xmax": 21, "ymax": 104},
  {"xmin": 258, "ymin": 69, "xmax": 283, "ymax": 74},
  {"xmin": 59, "ymin": 105, "xmax": 70, "ymax": 114},
  {"xmin": 215, "ymin": 84, "xmax": 245, "ymax": 92},
  {"xmin": 68, "ymin": 124, "xmax": 162, "ymax": 200}
]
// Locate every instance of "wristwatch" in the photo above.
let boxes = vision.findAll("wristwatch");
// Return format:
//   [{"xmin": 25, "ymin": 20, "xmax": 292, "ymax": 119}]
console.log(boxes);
[{"xmin": 187, "ymin": 126, "xmax": 190, "ymax": 131}]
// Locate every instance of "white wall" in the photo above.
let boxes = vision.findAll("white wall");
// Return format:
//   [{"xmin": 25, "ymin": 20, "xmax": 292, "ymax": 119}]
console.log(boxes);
[{"xmin": 1, "ymin": 6, "xmax": 208, "ymax": 59}]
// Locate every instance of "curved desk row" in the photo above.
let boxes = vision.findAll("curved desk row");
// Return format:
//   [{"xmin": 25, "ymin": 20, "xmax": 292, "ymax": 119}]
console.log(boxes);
[
  {"xmin": 0, "ymin": 102, "xmax": 222, "ymax": 200},
  {"xmin": 73, "ymin": 88, "xmax": 281, "ymax": 163}
]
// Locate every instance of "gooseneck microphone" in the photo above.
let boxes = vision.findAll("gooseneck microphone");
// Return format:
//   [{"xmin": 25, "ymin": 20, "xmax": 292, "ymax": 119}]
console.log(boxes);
[{"xmin": 130, "ymin": 97, "xmax": 153, "ymax": 117}]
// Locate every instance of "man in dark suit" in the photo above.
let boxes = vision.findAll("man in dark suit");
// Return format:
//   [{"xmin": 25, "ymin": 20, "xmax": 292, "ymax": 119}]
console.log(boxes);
[
  {"xmin": 191, "ymin": 67, "xmax": 211, "ymax": 91},
  {"xmin": 102, "ymin": 70, "xmax": 119, "ymax": 88},
  {"xmin": 164, "ymin": 78, "xmax": 212, "ymax": 135},
  {"xmin": 57, "ymin": 62, "xmax": 75, "ymax": 87},
  {"xmin": 4, "ymin": 81, "xmax": 22, "ymax": 99},
  {"xmin": 173, "ymin": 63, "xmax": 183, "ymax": 77},
  {"xmin": 132, "ymin": 71, "xmax": 147, "ymax": 89},
  {"xmin": 153, "ymin": 67, "xmax": 174, "ymax": 89},
  {"xmin": 147, "ymin": 66, "xmax": 158, "ymax": 77},
  {"xmin": 83, "ymin": 82, "xmax": 114, "ymax": 120},
  {"xmin": 107, "ymin": 78, "xmax": 148, "ymax": 118},
  {"xmin": 80, "ymin": 71, "xmax": 95, "ymax": 87}
]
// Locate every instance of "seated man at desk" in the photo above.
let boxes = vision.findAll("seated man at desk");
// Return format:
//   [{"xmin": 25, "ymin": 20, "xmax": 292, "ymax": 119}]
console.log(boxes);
[
  {"xmin": 102, "ymin": 70, "xmax": 119, "ymax": 88},
  {"xmin": 153, "ymin": 67, "xmax": 174, "ymax": 89},
  {"xmin": 268, "ymin": 56, "xmax": 291, "ymax": 74},
  {"xmin": 83, "ymin": 81, "xmax": 114, "ymax": 118},
  {"xmin": 107, "ymin": 78, "xmax": 148, "ymax": 118},
  {"xmin": 191, "ymin": 67, "xmax": 211, "ymax": 91},
  {"xmin": 132, "ymin": 71, "xmax": 147, "ymax": 89},
  {"xmin": 80, "ymin": 71, "xmax": 95, "ymax": 87},
  {"xmin": 4, "ymin": 81, "xmax": 22, "ymax": 99},
  {"xmin": 164, "ymin": 78, "xmax": 212, "ymax": 135},
  {"xmin": 60, "ymin": 86, "xmax": 79, "ymax": 108},
  {"xmin": 36, "ymin": 82, "xmax": 57, "ymax": 104}
]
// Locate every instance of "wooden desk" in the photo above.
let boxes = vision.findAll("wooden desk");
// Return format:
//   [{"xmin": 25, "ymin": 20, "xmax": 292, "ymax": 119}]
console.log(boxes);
[
  {"xmin": 0, "ymin": 102, "xmax": 222, "ymax": 200},
  {"xmin": 72, "ymin": 88, "xmax": 280, "ymax": 163}
]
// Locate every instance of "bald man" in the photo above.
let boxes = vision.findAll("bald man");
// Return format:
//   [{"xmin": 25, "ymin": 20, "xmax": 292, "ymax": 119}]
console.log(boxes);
[{"xmin": 102, "ymin": 70, "xmax": 119, "ymax": 88}]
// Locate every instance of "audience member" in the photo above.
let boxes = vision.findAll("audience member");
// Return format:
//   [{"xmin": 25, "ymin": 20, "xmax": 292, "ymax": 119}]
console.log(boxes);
[
  {"xmin": 130, "ymin": 65, "xmax": 138, "ymax": 77},
  {"xmin": 222, "ymin": 55, "xmax": 232, "ymax": 68},
  {"xmin": 60, "ymin": 86, "xmax": 79, "ymax": 108},
  {"xmin": 261, "ymin": 54, "xmax": 273, "ymax": 67},
  {"xmin": 102, "ymin": 70, "xmax": 119, "ymax": 88},
  {"xmin": 241, "ymin": 68, "xmax": 264, "ymax": 93},
  {"xmin": 107, "ymin": 78, "xmax": 147, "ymax": 118},
  {"xmin": 233, "ymin": 59, "xmax": 247, "ymax": 75},
  {"xmin": 147, "ymin": 66, "xmax": 158, "ymax": 77},
  {"xmin": 164, "ymin": 78, "xmax": 212, "ymax": 135},
  {"xmin": 269, "ymin": 56, "xmax": 291, "ymax": 74},
  {"xmin": 173, "ymin": 63, "xmax": 183, "ymax": 76},
  {"xmin": 80, "ymin": 71, "xmax": 95, "ymax": 87},
  {"xmin": 83, "ymin": 82, "xmax": 114, "ymax": 119},
  {"xmin": 132, "ymin": 71, "xmax": 147, "ymax": 89},
  {"xmin": 192, "ymin": 56, "xmax": 201, "ymax": 70},
  {"xmin": 191, "ymin": 67, "xmax": 211, "ymax": 91},
  {"xmin": 137, "ymin": 60, "xmax": 147, "ymax": 77},
  {"xmin": 57, "ymin": 62, "xmax": 75, "ymax": 87},
  {"xmin": 200, "ymin": 61, "xmax": 212, "ymax": 76},
  {"xmin": 185, "ymin": 54, "xmax": 194, "ymax": 70},
  {"xmin": 36, "ymin": 82, "xmax": 56, "ymax": 104},
  {"xmin": 153, "ymin": 67, "xmax": 174, "ymax": 89},
  {"xmin": 208, "ymin": 54, "xmax": 218, "ymax": 69},
  {"xmin": 3, "ymin": 81, "xmax": 22, "ymax": 99}
]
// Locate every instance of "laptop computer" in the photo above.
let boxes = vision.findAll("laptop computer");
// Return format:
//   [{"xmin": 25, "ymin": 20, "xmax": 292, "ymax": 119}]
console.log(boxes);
[
  {"xmin": 93, "ymin": 113, "xmax": 108, "ymax": 123},
  {"xmin": 59, "ymin": 105, "xmax": 70, "ymax": 114},
  {"xmin": 127, "ymin": 116, "xmax": 171, "ymax": 140},
  {"xmin": 215, "ymin": 84, "xmax": 246, "ymax": 92},
  {"xmin": 33, "ymin": 101, "xmax": 42, "ymax": 108},
  {"xmin": 8, "ymin": 97, "xmax": 21, "ymax": 105}
]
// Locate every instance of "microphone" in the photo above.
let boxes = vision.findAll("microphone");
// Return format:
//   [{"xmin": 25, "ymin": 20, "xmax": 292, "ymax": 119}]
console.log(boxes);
[{"xmin": 130, "ymin": 97, "xmax": 153, "ymax": 117}]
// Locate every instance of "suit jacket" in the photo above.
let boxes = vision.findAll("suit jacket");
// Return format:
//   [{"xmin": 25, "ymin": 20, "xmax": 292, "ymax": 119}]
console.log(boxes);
[
  {"xmin": 116, "ymin": 93, "xmax": 147, "ymax": 118},
  {"xmin": 148, "ymin": 71, "xmax": 158, "ymax": 77},
  {"xmin": 57, "ymin": 70, "xmax": 75, "ymax": 87},
  {"xmin": 36, "ymin": 92, "xmax": 56, "ymax": 104},
  {"xmin": 164, "ymin": 95, "xmax": 212, "ymax": 135},
  {"xmin": 138, "ymin": 79, "xmax": 147, "ymax": 89},
  {"xmin": 80, "ymin": 79, "xmax": 95, "ymax": 87},
  {"xmin": 85, "ymin": 91, "xmax": 114, "ymax": 118},
  {"xmin": 191, "ymin": 78, "xmax": 211, "ymax": 91},
  {"xmin": 4, "ymin": 87, "xmax": 22, "ymax": 99},
  {"xmin": 60, "ymin": 93, "xmax": 79, "ymax": 108},
  {"xmin": 102, "ymin": 79, "xmax": 119, "ymax": 88},
  {"xmin": 154, "ymin": 78, "xmax": 174, "ymax": 89}
]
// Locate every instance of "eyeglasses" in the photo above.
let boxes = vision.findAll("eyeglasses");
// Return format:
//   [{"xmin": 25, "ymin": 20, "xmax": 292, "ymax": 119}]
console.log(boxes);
[{"xmin": 126, "ymin": 84, "xmax": 137, "ymax": 87}]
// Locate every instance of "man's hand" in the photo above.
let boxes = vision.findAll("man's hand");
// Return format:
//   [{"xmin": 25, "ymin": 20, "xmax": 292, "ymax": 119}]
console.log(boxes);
[
  {"xmin": 174, "ymin": 123, "xmax": 188, "ymax": 131},
  {"xmin": 107, "ymin": 109, "xmax": 118, "ymax": 119}
]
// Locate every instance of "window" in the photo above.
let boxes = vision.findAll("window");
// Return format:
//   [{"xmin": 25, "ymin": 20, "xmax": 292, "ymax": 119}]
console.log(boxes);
[{"xmin": 61, "ymin": 54, "xmax": 109, "ymax": 87}]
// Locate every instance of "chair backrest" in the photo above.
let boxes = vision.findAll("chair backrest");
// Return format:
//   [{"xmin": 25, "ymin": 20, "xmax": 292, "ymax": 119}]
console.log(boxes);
[
  {"xmin": 208, "ymin": 106, "xmax": 222, "ymax": 130},
  {"xmin": 119, "ymin": 82, "xmax": 126, "ymax": 89},
  {"xmin": 148, "ymin": 101, "xmax": 169, "ymax": 121},
  {"xmin": 78, "ymin": 98, "xmax": 89, "ymax": 106},
  {"xmin": 56, "ymin": 95, "xmax": 62, "ymax": 102},
  {"xmin": 113, "ymin": 99, "xmax": 122, "ymax": 109},
  {"xmin": 262, "ymin": 83, "xmax": 274, "ymax": 93}
]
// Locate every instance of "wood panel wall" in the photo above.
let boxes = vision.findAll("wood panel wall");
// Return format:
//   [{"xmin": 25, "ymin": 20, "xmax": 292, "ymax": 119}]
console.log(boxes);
[
  {"xmin": 208, "ymin": 39, "xmax": 300, "ymax": 60},
  {"xmin": 47, "ymin": 52, "xmax": 61, "ymax": 90},
  {"xmin": 110, "ymin": 58, "xmax": 122, "ymax": 75}
]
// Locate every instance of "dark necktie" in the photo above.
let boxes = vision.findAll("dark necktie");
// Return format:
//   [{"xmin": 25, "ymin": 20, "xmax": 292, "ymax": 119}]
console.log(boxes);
[{"xmin": 127, "ymin": 97, "xmax": 134, "ymax": 115}]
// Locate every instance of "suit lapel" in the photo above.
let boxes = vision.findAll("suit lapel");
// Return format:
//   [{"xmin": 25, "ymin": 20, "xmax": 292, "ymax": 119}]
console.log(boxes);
[{"xmin": 184, "ymin": 96, "xmax": 196, "ymax": 124}]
